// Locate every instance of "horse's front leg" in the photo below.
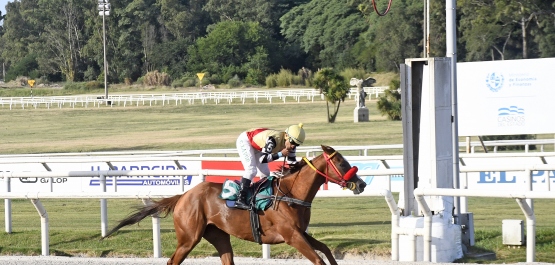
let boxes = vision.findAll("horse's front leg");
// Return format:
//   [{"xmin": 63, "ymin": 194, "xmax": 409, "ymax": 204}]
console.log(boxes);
[
  {"xmin": 304, "ymin": 232, "xmax": 338, "ymax": 265},
  {"xmin": 281, "ymin": 228, "xmax": 327, "ymax": 265}
]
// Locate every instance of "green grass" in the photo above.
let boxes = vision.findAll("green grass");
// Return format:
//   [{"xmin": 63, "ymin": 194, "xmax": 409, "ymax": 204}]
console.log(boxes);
[
  {"xmin": 1, "ymin": 87, "xmax": 555, "ymax": 262},
  {"xmin": 0, "ymin": 93, "xmax": 403, "ymax": 155},
  {"xmin": 1, "ymin": 196, "xmax": 555, "ymax": 262}
]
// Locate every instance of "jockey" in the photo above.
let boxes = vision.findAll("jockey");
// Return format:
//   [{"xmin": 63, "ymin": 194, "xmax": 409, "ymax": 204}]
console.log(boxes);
[{"xmin": 234, "ymin": 123, "xmax": 306, "ymax": 209}]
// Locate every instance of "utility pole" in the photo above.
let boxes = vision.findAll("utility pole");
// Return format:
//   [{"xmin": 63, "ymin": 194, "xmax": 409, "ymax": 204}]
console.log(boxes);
[{"xmin": 98, "ymin": 0, "xmax": 111, "ymax": 104}]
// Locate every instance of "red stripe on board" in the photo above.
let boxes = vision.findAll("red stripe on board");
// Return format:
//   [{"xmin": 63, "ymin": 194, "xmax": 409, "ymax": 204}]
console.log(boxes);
[{"xmin": 201, "ymin": 160, "xmax": 283, "ymax": 183}]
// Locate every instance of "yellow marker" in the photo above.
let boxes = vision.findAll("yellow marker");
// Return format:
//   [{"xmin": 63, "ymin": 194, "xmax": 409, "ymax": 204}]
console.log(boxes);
[
  {"xmin": 197, "ymin": 73, "xmax": 205, "ymax": 88},
  {"xmin": 197, "ymin": 73, "xmax": 205, "ymax": 81},
  {"xmin": 28, "ymin": 80, "xmax": 36, "ymax": 88}
]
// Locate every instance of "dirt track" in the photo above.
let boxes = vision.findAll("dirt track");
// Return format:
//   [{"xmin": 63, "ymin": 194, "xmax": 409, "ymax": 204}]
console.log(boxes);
[{"xmin": 0, "ymin": 256, "xmax": 548, "ymax": 265}]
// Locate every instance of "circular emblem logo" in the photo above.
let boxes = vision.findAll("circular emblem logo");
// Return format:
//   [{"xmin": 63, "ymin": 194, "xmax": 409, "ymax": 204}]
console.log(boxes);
[{"xmin": 485, "ymin": 72, "xmax": 504, "ymax": 92}]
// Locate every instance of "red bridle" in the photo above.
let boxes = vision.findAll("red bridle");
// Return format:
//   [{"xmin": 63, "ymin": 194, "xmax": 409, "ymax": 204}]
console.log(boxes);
[{"xmin": 302, "ymin": 151, "xmax": 358, "ymax": 188}]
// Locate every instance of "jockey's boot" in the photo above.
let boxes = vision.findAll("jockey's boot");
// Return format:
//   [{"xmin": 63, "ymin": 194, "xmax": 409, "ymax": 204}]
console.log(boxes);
[{"xmin": 234, "ymin": 178, "xmax": 251, "ymax": 210}]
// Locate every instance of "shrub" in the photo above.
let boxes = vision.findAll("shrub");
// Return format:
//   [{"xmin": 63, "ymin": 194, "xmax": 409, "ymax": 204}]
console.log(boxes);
[
  {"xmin": 85, "ymin": 81, "xmax": 103, "ymax": 90},
  {"xmin": 376, "ymin": 79, "xmax": 402, "ymax": 120},
  {"xmin": 227, "ymin": 75, "xmax": 242, "ymax": 88},
  {"xmin": 266, "ymin": 75, "xmax": 277, "ymax": 88},
  {"xmin": 201, "ymin": 78, "xmax": 211, "ymax": 86},
  {"xmin": 340, "ymin": 68, "xmax": 367, "ymax": 81},
  {"xmin": 183, "ymin": 79, "xmax": 197, "ymax": 88},
  {"xmin": 171, "ymin": 79, "xmax": 184, "ymax": 88},
  {"xmin": 291, "ymin": 75, "xmax": 303, "ymax": 86},
  {"xmin": 143, "ymin": 71, "xmax": 171, "ymax": 86},
  {"xmin": 245, "ymin": 68, "xmax": 265, "ymax": 85},
  {"xmin": 64, "ymin": 82, "xmax": 86, "ymax": 91},
  {"xmin": 208, "ymin": 74, "xmax": 222, "ymax": 85},
  {"xmin": 276, "ymin": 69, "xmax": 293, "ymax": 87}
]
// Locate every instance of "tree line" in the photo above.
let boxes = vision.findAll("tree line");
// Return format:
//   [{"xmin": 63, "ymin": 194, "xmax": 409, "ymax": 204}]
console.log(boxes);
[{"xmin": 0, "ymin": 0, "xmax": 553, "ymax": 86}]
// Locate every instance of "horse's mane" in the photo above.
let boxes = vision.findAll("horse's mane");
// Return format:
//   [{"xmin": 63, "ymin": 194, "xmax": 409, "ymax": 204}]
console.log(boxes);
[{"xmin": 277, "ymin": 157, "xmax": 309, "ymax": 177}]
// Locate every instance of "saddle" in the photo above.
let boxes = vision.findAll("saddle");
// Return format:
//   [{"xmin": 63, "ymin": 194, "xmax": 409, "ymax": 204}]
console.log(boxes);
[
  {"xmin": 219, "ymin": 176, "xmax": 275, "ymax": 244},
  {"xmin": 219, "ymin": 176, "xmax": 275, "ymax": 211}
]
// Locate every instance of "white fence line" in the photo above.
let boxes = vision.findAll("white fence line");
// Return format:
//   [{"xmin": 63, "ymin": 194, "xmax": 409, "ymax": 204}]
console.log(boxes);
[
  {"xmin": 1, "ymin": 147, "xmax": 555, "ymax": 260},
  {"xmin": 0, "ymin": 87, "xmax": 396, "ymax": 110},
  {"xmin": 0, "ymin": 89, "xmax": 327, "ymax": 110},
  {"xmin": 348, "ymin": 86, "xmax": 390, "ymax": 100},
  {"xmin": 0, "ymin": 169, "xmax": 400, "ymax": 258},
  {"xmin": 3, "ymin": 161, "xmax": 555, "ymax": 261},
  {"xmin": 1, "ymin": 139, "xmax": 552, "ymax": 163}
]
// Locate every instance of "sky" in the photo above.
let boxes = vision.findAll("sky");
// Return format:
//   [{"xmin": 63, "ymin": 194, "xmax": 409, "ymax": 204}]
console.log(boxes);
[
  {"xmin": 0, "ymin": 0, "xmax": 10, "ymax": 26},
  {"xmin": 0, "ymin": 0, "xmax": 9, "ymax": 15}
]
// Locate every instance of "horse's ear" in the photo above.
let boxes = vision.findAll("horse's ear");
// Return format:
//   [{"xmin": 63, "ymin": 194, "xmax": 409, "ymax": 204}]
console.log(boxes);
[{"xmin": 320, "ymin": 145, "xmax": 335, "ymax": 154}]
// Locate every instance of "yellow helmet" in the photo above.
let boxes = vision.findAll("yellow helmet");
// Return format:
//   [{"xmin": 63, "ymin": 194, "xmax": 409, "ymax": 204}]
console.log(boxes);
[{"xmin": 285, "ymin": 123, "xmax": 305, "ymax": 145}]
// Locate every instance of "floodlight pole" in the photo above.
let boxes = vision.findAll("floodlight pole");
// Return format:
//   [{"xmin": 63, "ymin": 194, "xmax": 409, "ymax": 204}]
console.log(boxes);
[
  {"xmin": 446, "ymin": 0, "xmax": 460, "ymax": 217},
  {"xmin": 98, "ymin": 0, "xmax": 110, "ymax": 103},
  {"xmin": 102, "ymin": 11, "xmax": 107, "ymax": 100}
]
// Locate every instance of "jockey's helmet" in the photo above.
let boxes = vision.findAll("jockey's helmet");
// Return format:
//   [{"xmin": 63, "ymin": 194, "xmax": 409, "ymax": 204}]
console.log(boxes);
[{"xmin": 285, "ymin": 123, "xmax": 305, "ymax": 145}]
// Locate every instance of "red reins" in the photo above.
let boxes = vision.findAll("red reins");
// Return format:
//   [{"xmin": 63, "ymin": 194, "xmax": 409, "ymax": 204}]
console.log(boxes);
[{"xmin": 372, "ymin": 0, "xmax": 393, "ymax": 16}]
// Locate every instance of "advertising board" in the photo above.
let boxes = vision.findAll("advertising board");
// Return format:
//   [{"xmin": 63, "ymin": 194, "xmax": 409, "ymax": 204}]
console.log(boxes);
[
  {"xmin": 457, "ymin": 58, "xmax": 555, "ymax": 136},
  {"xmin": 1, "ymin": 157, "xmax": 553, "ymax": 195}
]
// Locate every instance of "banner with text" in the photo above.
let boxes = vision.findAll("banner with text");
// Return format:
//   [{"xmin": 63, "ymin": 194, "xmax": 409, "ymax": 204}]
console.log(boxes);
[{"xmin": 457, "ymin": 58, "xmax": 555, "ymax": 136}]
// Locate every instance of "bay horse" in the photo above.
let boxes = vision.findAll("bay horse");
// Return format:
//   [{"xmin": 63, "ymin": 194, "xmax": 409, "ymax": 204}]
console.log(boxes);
[{"xmin": 103, "ymin": 145, "xmax": 367, "ymax": 265}]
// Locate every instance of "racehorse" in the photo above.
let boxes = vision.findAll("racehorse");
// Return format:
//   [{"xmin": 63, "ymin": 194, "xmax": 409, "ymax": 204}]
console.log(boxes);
[{"xmin": 103, "ymin": 145, "xmax": 367, "ymax": 265}]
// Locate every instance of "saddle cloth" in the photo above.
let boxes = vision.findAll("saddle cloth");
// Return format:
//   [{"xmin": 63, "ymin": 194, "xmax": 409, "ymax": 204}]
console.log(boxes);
[{"xmin": 219, "ymin": 176, "xmax": 274, "ymax": 211}]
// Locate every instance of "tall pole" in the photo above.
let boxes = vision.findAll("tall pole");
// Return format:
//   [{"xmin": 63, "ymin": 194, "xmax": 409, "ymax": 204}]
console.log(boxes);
[
  {"xmin": 102, "ymin": 10, "xmax": 108, "ymax": 101},
  {"xmin": 446, "ymin": 0, "xmax": 460, "ymax": 217},
  {"xmin": 423, "ymin": 0, "xmax": 430, "ymax": 57},
  {"xmin": 426, "ymin": 0, "xmax": 430, "ymax": 57}
]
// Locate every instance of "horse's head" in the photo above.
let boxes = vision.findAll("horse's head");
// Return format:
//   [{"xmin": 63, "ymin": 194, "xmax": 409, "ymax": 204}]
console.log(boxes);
[{"xmin": 303, "ymin": 145, "xmax": 366, "ymax": 195}]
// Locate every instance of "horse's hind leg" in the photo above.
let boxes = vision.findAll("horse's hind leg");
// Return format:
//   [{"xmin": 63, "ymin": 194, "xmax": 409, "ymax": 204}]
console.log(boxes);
[
  {"xmin": 167, "ymin": 224, "xmax": 205, "ymax": 265},
  {"xmin": 203, "ymin": 225, "xmax": 235, "ymax": 265},
  {"xmin": 304, "ymin": 232, "xmax": 338, "ymax": 265}
]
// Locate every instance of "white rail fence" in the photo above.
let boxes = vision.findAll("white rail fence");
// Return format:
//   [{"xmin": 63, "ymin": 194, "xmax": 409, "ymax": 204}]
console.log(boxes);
[
  {"xmin": 1, "ymin": 138, "xmax": 552, "ymax": 164},
  {"xmin": 348, "ymin": 86, "xmax": 389, "ymax": 100},
  {"xmin": 2, "ymin": 161, "xmax": 555, "ymax": 261},
  {"xmin": 0, "ymin": 168, "xmax": 401, "ymax": 258},
  {"xmin": 0, "ymin": 87, "xmax": 391, "ymax": 110}
]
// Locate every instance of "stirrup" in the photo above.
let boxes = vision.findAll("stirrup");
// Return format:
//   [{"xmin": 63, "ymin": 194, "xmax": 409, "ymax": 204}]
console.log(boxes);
[{"xmin": 234, "ymin": 200, "xmax": 250, "ymax": 210}]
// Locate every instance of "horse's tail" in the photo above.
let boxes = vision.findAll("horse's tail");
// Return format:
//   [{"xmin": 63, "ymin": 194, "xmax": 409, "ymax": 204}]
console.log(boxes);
[{"xmin": 102, "ymin": 194, "xmax": 182, "ymax": 239}]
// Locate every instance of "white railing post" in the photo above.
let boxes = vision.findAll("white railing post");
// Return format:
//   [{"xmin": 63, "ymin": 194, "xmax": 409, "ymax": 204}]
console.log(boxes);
[
  {"xmin": 516, "ymin": 198, "xmax": 535, "ymax": 262},
  {"xmin": 4, "ymin": 176, "xmax": 12, "ymax": 233},
  {"xmin": 262, "ymin": 244, "xmax": 270, "ymax": 259},
  {"xmin": 143, "ymin": 198, "xmax": 162, "ymax": 258},
  {"xmin": 100, "ymin": 174, "xmax": 108, "ymax": 237},
  {"xmin": 31, "ymin": 199, "xmax": 49, "ymax": 256}
]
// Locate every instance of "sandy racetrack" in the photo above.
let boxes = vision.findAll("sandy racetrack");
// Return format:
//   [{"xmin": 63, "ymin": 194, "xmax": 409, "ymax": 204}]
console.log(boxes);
[{"xmin": 0, "ymin": 256, "xmax": 547, "ymax": 265}]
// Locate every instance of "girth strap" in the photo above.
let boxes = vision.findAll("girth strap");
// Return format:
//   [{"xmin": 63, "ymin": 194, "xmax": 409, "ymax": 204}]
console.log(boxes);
[
  {"xmin": 249, "ymin": 209, "xmax": 262, "ymax": 244},
  {"xmin": 257, "ymin": 194, "xmax": 312, "ymax": 208}
]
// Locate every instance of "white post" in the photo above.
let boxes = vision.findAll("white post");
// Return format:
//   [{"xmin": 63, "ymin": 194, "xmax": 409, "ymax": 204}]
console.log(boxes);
[
  {"xmin": 515, "ymin": 198, "xmax": 535, "ymax": 262},
  {"xmin": 143, "ymin": 199, "xmax": 162, "ymax": 258},
  {"xmin": 262, "ymin": 244, "xmax": 270, "ymax": 259},
  {"xmin": 4, "ymin": 176, "xmax": 12, "ymax": 233},
  {"xmin": 100, "ymin": 174, "xmax": 108, "ymax": 237},
  {"xmin": 31, "ymin": 199, "xmax": 49, "ymax": 256}
]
